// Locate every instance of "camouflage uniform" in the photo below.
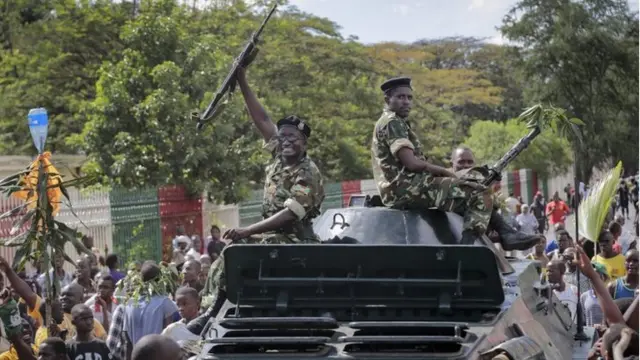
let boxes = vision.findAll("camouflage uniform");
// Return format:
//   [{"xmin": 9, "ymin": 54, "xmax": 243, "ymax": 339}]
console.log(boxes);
[
  {"xmin": 371, "ymin": 108, "xmax": 493, "ymax": 233},
  {"xmin": 203, "ymin": 136, "xmax": 325, "ymax": 297}
]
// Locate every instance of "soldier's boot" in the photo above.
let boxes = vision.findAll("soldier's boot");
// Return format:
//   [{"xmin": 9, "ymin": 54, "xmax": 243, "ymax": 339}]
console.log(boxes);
[
  {"xmin": 461, "ymin": 230, "xmax": 479, "ymax": 245},
  {"xmin": 187, "ymin": 289, "xmax": 227, "ymax": 335},
  {"xmin": 490, "ymin": 211, "xmax": 542, "ymax": 251}
]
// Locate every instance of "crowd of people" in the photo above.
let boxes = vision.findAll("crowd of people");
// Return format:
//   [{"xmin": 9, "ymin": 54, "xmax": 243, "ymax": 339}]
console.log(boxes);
[
  {"xmin": 504, "ymin": 183, "xmax": 639, "ymax": 360},
  {"xmin": 0, "ymin": 224, "xmax": 228, "ymax": 360}
]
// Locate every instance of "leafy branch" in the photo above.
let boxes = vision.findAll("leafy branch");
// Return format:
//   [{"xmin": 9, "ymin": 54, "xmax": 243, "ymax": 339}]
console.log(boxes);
[
  {"xmin": 115, "ymin": 262, "xmax": 180, "ymax": 306},
  {"xmin": 517, "ymin": 103, "xmax": 585, "ymax": 144},
  {"xmin": 0, "ymin": 152, "xmax": 94, "ymax": 326}
]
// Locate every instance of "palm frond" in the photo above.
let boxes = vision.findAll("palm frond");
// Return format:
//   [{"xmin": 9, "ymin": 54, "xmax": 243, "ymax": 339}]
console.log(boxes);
[{"xmin": 578, "ymin": 161, "xmax": 623, "ymax": 242}]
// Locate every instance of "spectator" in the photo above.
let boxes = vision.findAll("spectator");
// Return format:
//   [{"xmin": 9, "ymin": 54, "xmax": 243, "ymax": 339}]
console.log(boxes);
[
  {"xmin": 205, "ymin": 225, "xmax": 223, "ymax": 251},
  {"xmin": 531, "ymin": 192, "xmax": 547, "ymax": 234},
  {"xmin": 610, "ymin": 221, "xmax": 624, "ymax": 254},
  {"xmin": 171, "ymin": 287, "xmax": 201, "ymax": 324},
  {"xmin": 34, "ymin": 283, "xmax": 106, "ymax": 347},
  {"xmin": 66, "ymin": 304, "xmax": 112, "ymax": 360},
  {"xmin": 544, "ymin": 223, "xmax": 566, "ymax": 253},
  {"xmin": 206, "ymin": 233, "xmax": 226, "ymax": 262},
  {"xmin": 592, "ymin": 230, "xmax": 627, "ymax": 281},
  {"xmin": 0, "ymin": 317, "xmax": 36, "ymax": 360},
  {"xmin": 547, "ymin": 229, "xmax": 572, "ymax": 261},
  {"xmin": 131, "ymin": 334, "xmax": 182, "ymax": 360},
  {"xmin": 198, "ymin": 256, "xmax": 211, "ymax": 285},
  {"xmin": 181, "ymin": 260, "xmax": 203, "ymax": 293},
  {"xmin": 562, "ymin": 247, "xmax": 591, "ymax": 292},
  {"xmin": 547, "ymin": 259, "xmax": 579, "ymax": 320},
  {"xmin": 186, "ymin": 236, "xmax": 202, "ymax": 261},
  {"xmin": 37, "ymin": 252, "xmax": 73, "ymax": 300},
  {"xmin": 618, "ymin": 180, "xmax": 631, "ymax": 219},
  {"xmin": 545, "ymin": 192, "xmax": 570, "ymax": 227},
  {"xmin": 0, "ymin": 257, "xmax": 43, "ymax": 330},
  {"xmin": 504, "ymin": 193, "xmax": 520, "ymax": 216},
  {"xmin": 72, "ymin": 258, "xmax": 95, "ymax": 301},
  {"xmin": 580, "ymin": 262, "xmax": 609, "ymax": 326},
  {"xmin": 106, "ymin": 262, "xmax": 179, "ymax": 360},
  {"xmin": 105, "ymin": 254, "xmax": 125, "ymax": 285},
  {"xmin": 36, "ymin": 337, "xmax": 68, "ymax": 360},
  {"xmin": 607, "ymin": 249, "xmax": 638, "ymax": 300},
  {"xmin": 516, "ymin": 204, "xmax": 539, "ymax": 235},
  {"xmin": 84, "ymin": 275, "xmax": 117, "ymax": 332},
  {"xmin": 526, "ymin": 237, "xmax": 550, "ymax": 273}
]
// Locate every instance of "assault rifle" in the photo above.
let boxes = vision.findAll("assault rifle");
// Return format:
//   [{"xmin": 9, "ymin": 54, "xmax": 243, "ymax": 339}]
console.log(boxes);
[{"xmin": 195, "ymin": 3, "xmax": 278, "ymax": 132}]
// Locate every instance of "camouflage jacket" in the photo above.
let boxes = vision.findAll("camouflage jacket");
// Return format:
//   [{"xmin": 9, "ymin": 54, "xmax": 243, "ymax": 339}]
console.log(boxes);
[
  {"xmin": 371, "ymin": 108, "xmax": 426, "ymax": 206},
  {"xmin": 262, "ymin": 137, "xmax": 325, "ymax": 242}
]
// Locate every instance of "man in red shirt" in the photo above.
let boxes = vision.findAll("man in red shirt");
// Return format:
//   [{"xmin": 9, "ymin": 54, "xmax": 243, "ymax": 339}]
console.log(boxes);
[{"xmin": 546, "ymin": 192, "xmax": 571, "ymax": 226}]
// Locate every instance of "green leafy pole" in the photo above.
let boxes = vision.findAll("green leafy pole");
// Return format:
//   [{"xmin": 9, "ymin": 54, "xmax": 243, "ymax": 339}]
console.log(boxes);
[{"xmin": 0, "ymin": 108, "xmax": 94, "ymax": 330}]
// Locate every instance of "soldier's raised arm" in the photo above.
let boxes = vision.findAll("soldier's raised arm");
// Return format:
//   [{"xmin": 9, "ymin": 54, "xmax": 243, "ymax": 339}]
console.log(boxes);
[{"xmin": 236, "ymin": 67, "xmax": 277, "ymax": 141}]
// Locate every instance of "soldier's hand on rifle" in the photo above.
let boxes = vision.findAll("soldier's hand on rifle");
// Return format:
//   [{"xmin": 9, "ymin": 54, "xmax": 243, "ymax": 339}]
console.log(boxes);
[{"xmin": 236, "ymin": 66, "xmax": 246, "ymax": 80}]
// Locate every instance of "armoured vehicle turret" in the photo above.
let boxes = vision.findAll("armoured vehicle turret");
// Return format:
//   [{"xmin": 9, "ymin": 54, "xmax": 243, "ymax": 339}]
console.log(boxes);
[{"xmin": 195, "ymin": 195, "xmax": 596, "ymax": 360}]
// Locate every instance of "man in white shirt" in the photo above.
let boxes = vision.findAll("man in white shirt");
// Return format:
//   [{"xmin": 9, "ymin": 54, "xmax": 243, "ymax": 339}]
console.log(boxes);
[
  {"xmin": 38, "ymin": 251, "xmax": 74, "ymax": 299},
  {"xmin": 186, "ymin": 235, "xmax": 202, "ymax": 261},
  {"xmin": 504, "ymin": 193, "xmax": 520, "ymax": 216},
  {"xmin": 547, "ymin": 259, "xmax": 579, "ymax": 320}
]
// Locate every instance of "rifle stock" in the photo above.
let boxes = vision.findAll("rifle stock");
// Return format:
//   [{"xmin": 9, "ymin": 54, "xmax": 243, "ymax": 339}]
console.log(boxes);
[
  {"xmin": 482, "ymin": 126, "xmax": 541, "ymax": 187},
  {"xmin": 195, "ymin": 3, "xmax": 278, "ymax": 131}
]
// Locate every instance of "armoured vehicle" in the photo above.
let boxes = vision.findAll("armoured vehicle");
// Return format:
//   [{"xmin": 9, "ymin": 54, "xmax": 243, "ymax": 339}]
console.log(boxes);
[
  {"xmin": 193, "ymin": 123, "xmax": 598, "ymax": 359},
  {"xmin": 195, "ymin": 197, "xmax": 596, "ymax": 360}
]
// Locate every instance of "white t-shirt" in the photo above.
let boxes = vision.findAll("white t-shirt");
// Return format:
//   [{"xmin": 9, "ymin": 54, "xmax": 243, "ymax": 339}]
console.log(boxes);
[{"xmin": 554, "ymin": 284, "xmax": 579, "ymax": 319}]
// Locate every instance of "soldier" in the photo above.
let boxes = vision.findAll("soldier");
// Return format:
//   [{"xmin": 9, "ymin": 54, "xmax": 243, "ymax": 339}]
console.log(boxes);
[
  {"xmin": 188, "ymin": 66, "xmax": 325, "ymax": 334},
  {"xmin": 451, "ymin": 146, "xmax": 475, "ymax": 172},
  {"xmin": 371, "ymin": 76, "xmax": 541, "ymax": 250}
]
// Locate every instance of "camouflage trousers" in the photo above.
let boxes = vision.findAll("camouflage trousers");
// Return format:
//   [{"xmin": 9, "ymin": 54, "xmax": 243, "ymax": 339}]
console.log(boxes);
[
  {"xmin": 397, "ymin": 173, "xmax": 493, "ymax": 233},
  {"xmin": 202, "ymin": 233, "xmax": 320, "ymax": 298}
]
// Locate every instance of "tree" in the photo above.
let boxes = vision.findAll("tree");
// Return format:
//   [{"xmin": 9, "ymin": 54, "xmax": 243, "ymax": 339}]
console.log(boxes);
[
  {"xmin": 68, "ymin": 0, "xmax": 391, "ymax": 201},
  {"xmin": 500, "ymin": 0, "xmax": 639, "ymax": 179},
  {"xmin": 464, "ymin": 118, "xmax": 573, "ymax": 179},
  {"xmin": 0, "ymin": 0, "xmax": 130, "ymax": 155}
]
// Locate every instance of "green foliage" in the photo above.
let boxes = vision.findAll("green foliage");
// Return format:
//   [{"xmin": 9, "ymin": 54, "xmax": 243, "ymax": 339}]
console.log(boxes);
[
  {"xmin": 500, "ymin": 0, "xmax": 639, "ymax": 178},
  {"xmin": 2, "ymin": 0, "xmax": 635, "ymax": 199},
  {"xmin": 114, "ymin": 223, "xmax": 157, "ymax": 268},
  {"xmin": 464, "ymin": 118, "xmax": 573, "ymax": 179},
  {"xmin": 115, "ymin": 261, "xmax": 180, "ymax": 305},
  {"xmin": 0, "ymin": 0, "xmax": 130, "ymax": 155}
]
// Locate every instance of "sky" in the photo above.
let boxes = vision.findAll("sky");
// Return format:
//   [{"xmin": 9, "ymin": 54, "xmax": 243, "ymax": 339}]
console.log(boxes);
[{"xmin": 287, "ymin": 0, "xmax": 640, "ymax": 45}]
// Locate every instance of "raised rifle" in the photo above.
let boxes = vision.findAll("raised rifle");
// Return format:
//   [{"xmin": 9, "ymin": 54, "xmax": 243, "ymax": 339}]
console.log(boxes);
[{"xmin": 194, "ymin": 3, "xmax": 278, "ymax": 132}]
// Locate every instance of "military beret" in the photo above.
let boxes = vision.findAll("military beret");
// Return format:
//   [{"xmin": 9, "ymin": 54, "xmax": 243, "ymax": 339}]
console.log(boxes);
[
  {"xmin": 380, "ymin": 77, "xmax": 412, "ymax": 94},
  {"xmin": 277, "ymin": 115, "xmax": 311, "ymax": 138}
]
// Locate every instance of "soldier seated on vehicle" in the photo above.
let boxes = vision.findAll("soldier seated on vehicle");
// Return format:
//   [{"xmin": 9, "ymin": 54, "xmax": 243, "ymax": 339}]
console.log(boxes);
[
  {"xmin": 371, "ymin": 76, "xmax": 542, "ymax": 251},
  {"xmin": 187, "ymin": 67, "xmax": 325, "ymax": 336}
]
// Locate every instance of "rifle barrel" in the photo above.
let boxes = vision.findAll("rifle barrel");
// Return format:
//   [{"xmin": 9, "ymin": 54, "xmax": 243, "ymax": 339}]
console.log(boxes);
[{"xmin": 196, "ymin": 3, "xmax": 279, "ymax": 130}]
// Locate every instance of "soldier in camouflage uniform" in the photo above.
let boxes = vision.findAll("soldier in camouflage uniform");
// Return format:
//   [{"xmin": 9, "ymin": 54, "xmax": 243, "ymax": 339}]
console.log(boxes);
[
  {"xmin": 188, "ymin": 67, "xmax": 325, "ymax": 334},
  {"xmin": 371, "ymin": 77, "xmax": 541, "ymax": 250}
]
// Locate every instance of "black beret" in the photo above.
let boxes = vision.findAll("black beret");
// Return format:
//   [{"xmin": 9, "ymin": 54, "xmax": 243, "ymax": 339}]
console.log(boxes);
[
  {"xmin": 380, "ymin": 77, "xmax": 412, "ymax": 94},
  {"xmin": 277, "ymin": 115, "xmax": 311, "ymax": 138}
]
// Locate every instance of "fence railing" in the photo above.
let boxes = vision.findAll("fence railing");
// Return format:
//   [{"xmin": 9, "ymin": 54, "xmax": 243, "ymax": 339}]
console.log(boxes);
[{"xmin": 0, "ymin": 170, "xmax": 546, "ymax": 270}]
